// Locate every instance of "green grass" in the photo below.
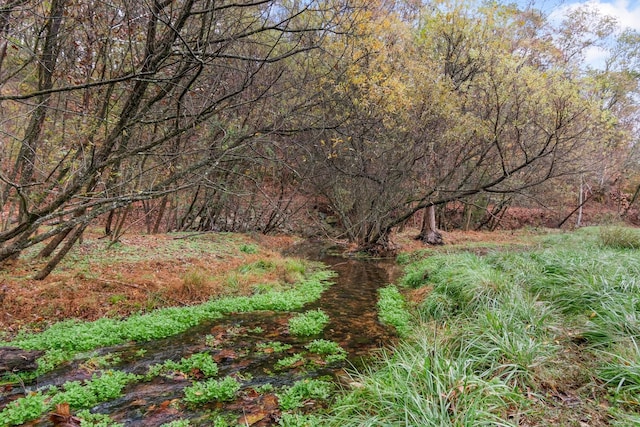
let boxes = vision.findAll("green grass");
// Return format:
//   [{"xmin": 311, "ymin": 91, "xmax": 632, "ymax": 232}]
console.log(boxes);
[
  {"xmin": 599, "ymin": 225, "xmax": 640, "ymax": 249},
  {"xmin": 327, "ymin": 330, "xmax": 521, "ymax": 426},
  {"xmin": 324, "ymin": 227, "xmax": 640, "ymax": 426}
]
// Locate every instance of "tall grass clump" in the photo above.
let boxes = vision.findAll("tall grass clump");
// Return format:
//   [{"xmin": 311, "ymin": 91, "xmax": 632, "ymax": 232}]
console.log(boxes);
[
  {"xmin": 453, "ymin": 292, "xmax": 559, "ymax": 389},
  {"xmin": 325, "ymin": 228, "xmax": 640, "ymax": 425},
  {"xmin": 181, "ymin": 268, "xmax": 210, "ymax": 295},
  {"xmin": 598, "ymin": 340, "xmax": 640, "ymax": 399},
  {"xmin": 498, "ymin": 246, "xmax": 640, "ymax": 319},
  {"xmin": 415, "ymin": 253, "xmax": 509, "ymax": 320},
  {"xmin": 326, "ymin": 329, "xmax": 521, "ymax": 427},
  {"xmin": 415, "ymin": 256, "xmax": 560, "ymax": 390},
  {"xmin": 599, "ymin": 225, "xmax": 640, "ymax": 249}
]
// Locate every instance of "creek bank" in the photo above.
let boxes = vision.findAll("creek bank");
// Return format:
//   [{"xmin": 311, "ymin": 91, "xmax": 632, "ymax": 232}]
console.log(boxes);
[{"xmin": 1, "ymin": 242, "xmax": 404, "ymax": 426}]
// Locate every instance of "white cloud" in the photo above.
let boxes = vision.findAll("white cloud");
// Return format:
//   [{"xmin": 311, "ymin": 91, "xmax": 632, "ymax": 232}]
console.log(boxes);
[
  {"xmin": 547, "ymin": 1, "xmax": 640, "ymax": 68},
  {"xmin": 583, "ymin": 45, "xmax": 610, "ymax": 67},
  {"xmin": 558, "ymin": 0, "xmax": 640, "ymax": 31}
]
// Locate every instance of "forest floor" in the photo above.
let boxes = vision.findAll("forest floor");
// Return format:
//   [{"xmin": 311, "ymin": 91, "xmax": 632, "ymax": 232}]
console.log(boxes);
[
  {"xmin": 0, "ymin": 227, "xmax": 534, "ymax": 340},
  {"xmin": 2, "ymin": 225, "xmax": 640, "ymax": 426}
]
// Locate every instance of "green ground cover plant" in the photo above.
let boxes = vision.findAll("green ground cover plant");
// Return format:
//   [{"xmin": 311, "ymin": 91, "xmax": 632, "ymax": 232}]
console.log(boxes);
[
  {"xmin": 76, "ymin": 410, "xmax": 124, "ymax": 427},
  {"xmin": 277, "ymin": 378, "xmax": 334, "ymax": 411},
  {"xmin": 256, "ymin": 341, "xmax": 293, "ymax": 353},
  {"xmin": 1, "ymin": 268, "xmax": 334, "ymax": 378},
  {"xmin": 376, "ymin": 285, "xmax": 412, "ymax": 337},
  {"xmin": 288, "ymin": 309, "xmax": 330, "ymax": 337},
  {"xmin": 278, "ymin": 413, "xmax": 324, "ymax": 427},
  {"xmin": 274, "ymin": 353, "xmax": 305, "ymax": 370},
  {"xmin": 183, "ymin": 376, "xmax": 241, "ymax": 405},
  {"xmin": 146, "ymin": 352, "xmax": 218, "ymax": 379},
  {"xmin": 305, "ymin": 339, "xmax": 347, "ymax": 363},
  {"xmin": 0, "ymin": 370, "xmax": 138, "ymax": 426}
]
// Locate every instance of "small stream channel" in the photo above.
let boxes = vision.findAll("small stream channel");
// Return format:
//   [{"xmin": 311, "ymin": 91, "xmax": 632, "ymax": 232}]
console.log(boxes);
[{"xmin": 1, "ymin": 245, "xmax": 402, "ymax": 426}]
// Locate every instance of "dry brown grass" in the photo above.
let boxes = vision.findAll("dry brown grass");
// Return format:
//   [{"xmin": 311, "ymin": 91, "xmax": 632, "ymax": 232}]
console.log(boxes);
[
  {"xmin": 0, "ymin": 226, "xmax": 545, "ymax": 339},
  {"xmin": 0, "ymin": 230, "xmax": 297, "ymax": 339}
]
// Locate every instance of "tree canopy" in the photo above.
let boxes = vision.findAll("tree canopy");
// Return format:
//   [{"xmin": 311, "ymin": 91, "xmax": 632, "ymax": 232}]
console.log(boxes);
[{"xmin": 1, "ymin": 0, "xmax": 638, "ymax": 276}]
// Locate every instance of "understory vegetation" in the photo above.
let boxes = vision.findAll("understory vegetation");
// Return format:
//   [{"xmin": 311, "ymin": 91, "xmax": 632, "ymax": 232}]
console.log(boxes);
[
  {"xmin": 0, "ymin": 257, "xmax": 338, "ymax": 426},
  {"xmin": 3, "ymin": 226, "xmax": 640, "ymax": 426},
  {"xmin": 326, "ymin": 227, "xmax": 640, "ymax": 426}
]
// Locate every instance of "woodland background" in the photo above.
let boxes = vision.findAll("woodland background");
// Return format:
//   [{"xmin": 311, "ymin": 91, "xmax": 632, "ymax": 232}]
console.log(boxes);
[{"xmin": 1, "ymin": 0, "xmax": 639, "ymax": 279}]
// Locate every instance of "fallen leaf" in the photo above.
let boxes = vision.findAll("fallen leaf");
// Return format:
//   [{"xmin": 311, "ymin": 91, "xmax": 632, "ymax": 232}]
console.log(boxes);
[{"xmin": 238, "ymin": 410, "xmax": 269, "ymax": 426}]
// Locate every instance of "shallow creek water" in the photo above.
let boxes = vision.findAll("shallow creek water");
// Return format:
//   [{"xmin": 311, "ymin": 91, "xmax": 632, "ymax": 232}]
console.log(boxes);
[{"xmin": 1, "ymin": 246, "xmax": 402, "ymax": 426}]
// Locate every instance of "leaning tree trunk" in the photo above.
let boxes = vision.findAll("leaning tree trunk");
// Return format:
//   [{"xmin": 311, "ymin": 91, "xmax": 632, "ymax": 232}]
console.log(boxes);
[
  {"xmin": 417, "ymin": 205, "xmax": 443, "ymax": 245},
  {"xmin": 33, "ymin": 222, "xmax": 87, "ymax": 280}
]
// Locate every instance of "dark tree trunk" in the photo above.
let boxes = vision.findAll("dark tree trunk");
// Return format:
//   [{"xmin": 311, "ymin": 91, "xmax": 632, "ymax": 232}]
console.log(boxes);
[
  {"xmin": 417, "ymin": 205, "xmax": 443, "ymax": 245},
  {"xmin": 38, "ymin": 227, "xmax": 72, "ymax": 258},
  {"xmin": 152, "ymin": 196, "xmax": 169, "ymax": 234},
  {"xmin": 360, "ymin": 229, "xmax": 398, "ymax": 257},
  {"xmin": 33, "ymin": 223, "xmax": 87, "ymax": 280},
  {"xmin": 12, "ymin": 0, "xmax": 67, "ymax": 220}
]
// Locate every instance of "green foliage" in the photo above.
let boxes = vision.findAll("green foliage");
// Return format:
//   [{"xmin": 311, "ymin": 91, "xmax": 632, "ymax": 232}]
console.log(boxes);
[
  {"xmin": 159, "ymin": 420, "xmax": 192, "ymax": 427},
  {"xmin": 76, "ymin": 410, "xmax": 124, "ymax": 427},
  {"xmin": 239, "ymin": 259, "xmax": 275, "ymax": 273},
  {"xmin": 277, "ymin": 379, "xmax": 334, "ymax": 411},
  {"xmin": 108, "ymin": 294, "xmax": 127, "ymax": 305},
  {"xmin": 0, "ymin": 371, "xmax": 137, "ymax": 426},
  {"xmin": 284, "ymin": 259, "xmax": 307, "ymax": 275},
  {"xmin": 327, "ymin": 330, "xmax": 521, "ymax": 426},
  {"xmin": 453, "ymin": 297, "xmax": 558, "ymax": 389},
  {"xmin": 183, "ymin": 376, "xmax": 241, "ymax": 405},
  {"xmin": 1, "ymin": 269, "xmax": 334, "ymax": 374},
  {"xmin": 147, "ymin": 352, "xmax": 218, "ymax": 379},
  {"xmin": 417, "ymin": 253, "xmax": 509, "ymax": 320},
  {"xmin": 275, "ymin": 353, "xmax": 305, "ymax": 370},
  {"xmin": 256, "ymin": 341, "xmax": 292, "ymax": 353},
  {"xmin": 0, "ymin": 392, "xmax": 48, "ymax": 426},
  {"xmin": 377, "ymin": 285, "xmax": 412, "ymax": 337},
  {"xmin": 598, "ymin": 341, "xmax": 640, "ymax": 399},
  {"xmin": 342, "ymin": 228, "xmax": 640, "ymax": 425},
  {"xmin": 255, "ymin": 383, "xmax": 275, "ymax": 393},
  {"xmin": 278, "ymin": 413, "xmax": 324, "ymax": 427},
  {"xmin": 181, "ymin": 268, "xmax": 209, "ymax": 290},
  {"xmin": 239, "ymin": 243, "xmax": 259, "ymax": 254},
  {"xmin": 305, "ymin": 339, "xmax": 347, "ymax": 363},
  {"xmin": 52, "ymin": 370, "xmax": 139, "ymax": 409},
  {"xmin": 80, "ymin": 353, "xmax": 121, "ymax": 370},
  {"xmin": 288, "ymin": 309, "xmax": 330, "ymax": 337}
]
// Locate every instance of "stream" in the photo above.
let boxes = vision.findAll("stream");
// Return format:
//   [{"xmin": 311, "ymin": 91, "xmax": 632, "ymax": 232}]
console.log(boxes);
[{"xmin": 1, "ymin": 247, "xmax": 402, "ymax": 426}]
